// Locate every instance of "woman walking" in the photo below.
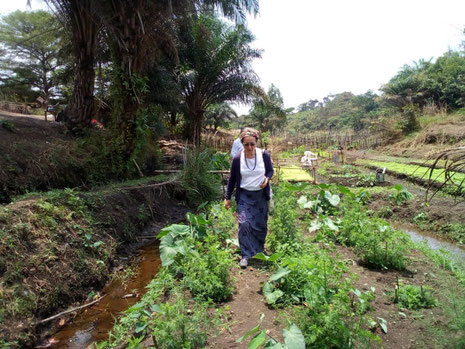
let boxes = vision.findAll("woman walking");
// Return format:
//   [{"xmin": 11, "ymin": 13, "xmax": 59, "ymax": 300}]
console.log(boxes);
[{"xmin": 224, "ymin": 128, "xmax": 274, "ymax": 268}]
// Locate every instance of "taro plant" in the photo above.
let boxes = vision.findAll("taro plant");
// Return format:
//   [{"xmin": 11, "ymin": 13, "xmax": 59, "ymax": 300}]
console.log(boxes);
[
  {"xmin": 210, "ymin": 151, "xmax": 230, "ymax": 170},
  {"xmin": 236, "ymin": 314, "xmax": 305, "ymax": 349},
  {"xmin": 389, "ymin": 184, "xmax": 414, "ymax": 206},
  {"xmin": 297, "ymin": 184, "xmax": 340, "ymax": 215}
]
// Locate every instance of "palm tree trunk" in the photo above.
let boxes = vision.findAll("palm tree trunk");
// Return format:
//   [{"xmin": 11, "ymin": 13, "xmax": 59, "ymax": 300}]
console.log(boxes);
[
  {"xmin": 192, "ymin": 111, "xmax": 203, "ymax": 147},
  {"xmin": 107, "ymin": 1, "xmax": 147, "ymax": 157},
  {"xmin": 66, "ymin": 0, "xmax": 98, "ymax": 132}
]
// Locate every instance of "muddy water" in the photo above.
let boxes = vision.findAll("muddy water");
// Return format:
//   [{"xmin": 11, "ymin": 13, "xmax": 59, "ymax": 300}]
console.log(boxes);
[
  {"xmin": 49, "ymin": 241, "xmax": 161, "ymax": 348},
  {"xmin": 394, "ymin": 223, "xmax": 465, "ymax": 261}
]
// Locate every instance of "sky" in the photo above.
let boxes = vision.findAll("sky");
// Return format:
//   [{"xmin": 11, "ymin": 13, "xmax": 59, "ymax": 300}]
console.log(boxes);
[
  {"xmin": 233, "ymin": 0, "xmax": 465, "ymax": 114},
  {"xmin": 1, "ymin": 0, "xmax": 465, "ymax": 115}
]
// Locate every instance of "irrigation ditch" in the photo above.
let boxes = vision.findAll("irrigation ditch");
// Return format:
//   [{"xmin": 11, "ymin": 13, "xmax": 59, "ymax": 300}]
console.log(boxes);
[{"xmin": 0, "ymin": 178, "xmax": 190, "ymax": 347}]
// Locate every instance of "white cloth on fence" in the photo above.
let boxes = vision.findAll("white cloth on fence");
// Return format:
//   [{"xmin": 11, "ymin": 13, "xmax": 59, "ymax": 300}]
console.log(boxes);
[{"xmin": 301, "ymin": 151, "xmax": 317, "ymax": 167}]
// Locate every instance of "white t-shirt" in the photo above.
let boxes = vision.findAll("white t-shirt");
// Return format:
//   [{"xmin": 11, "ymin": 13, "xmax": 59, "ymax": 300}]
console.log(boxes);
[
  {"xmin": 240, "ymin": 148, "xmax": 265, "ymax": 191},
  {"xmin": 231, "ymin": 138, "xmax": 243, "ymax": 158}
]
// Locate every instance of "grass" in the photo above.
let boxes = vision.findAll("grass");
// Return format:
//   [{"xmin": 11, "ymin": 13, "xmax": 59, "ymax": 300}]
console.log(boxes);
[
  {"xmin": 278, "ymin": 165, "xmax": 314, "ymax": 182},
  {"xmin": 0, "ymin": 181, "xmax": 177, "ymax": 347}
]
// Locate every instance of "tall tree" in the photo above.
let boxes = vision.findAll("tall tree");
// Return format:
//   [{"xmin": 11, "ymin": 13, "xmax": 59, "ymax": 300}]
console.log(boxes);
[
  {"xmin": 43, "ymin": 0, "xmax": 99, "ymax": 131},
  {"xmin": 178, "ymin": 15, "xmax": 262, "ymax": 146},
  {"xmin": 43, "ymin": 0, "xmax": 259, "ymax": 153},
  {"xmin": 248, "ymin": 84, "xmax": 288, "ymax": 133},
  {"xmin": 0, "ymin": 10, "xmax": 65, "ymax": 120},
  {"xmin": 205, "ymin": 102, "xmax": 237, "ymax": 130}
]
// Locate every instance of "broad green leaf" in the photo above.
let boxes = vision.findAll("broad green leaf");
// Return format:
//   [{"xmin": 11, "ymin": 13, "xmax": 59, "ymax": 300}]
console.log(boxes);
[
  {"xmin": 337, "ymin": 185, "xmax": 353, "ymax": 196},
  {"xmin": 377, "ymin": 317, "xmax": 387, "ymax": 333},
  {"xmin": 367, "ymin": 319, "xmax": 377, "ymax": 329},
  {"xmin": 283, "ymin": 323, "xmax": 305, "ymax": 349},
  {"xmin": 159, "ymin": 245, "xmax": 178, "ymax": 266},
  {"xmin": 92, "ymin": 241, "xmax": 105, "ymax": 248},
  {"xmin": 263, "ymin": 283, "xmax": 284, "ymax": 304},
  {"xmin": 303, "ymin": 200, "xmax": 315, "ymax": 209},
  {"xmin": 157, "ymin": 224, "xmax": 189, "ymax": 239},
  {"xmin": 226, "ymin": 238, "xmax": 239, "ymax": 246},
  {"xmin": 323, "ymin": 217, "xmax": 339, "ymax": 232},
  {"xmin": 318, "ymin": 183, "xmax": 330, "ymax": 190},
  {"xmin": 254, "ymin": 252, "xmax": 282, "ymax": 262},
  {"xmin": 248, "ymin": 330, "xmax": 267, "ymax": 349},
  {"xmin": 187, "ymin": 212, "xmax": 210, "ymax": 226},
  {"xmin": 150, "ymin": 304, "xmax": 162, "ymax": 313},
  {"xmin": 127, "ymin": 301, "xmax": 145, "ymax": 312},
  {"xmin": 135, "ymin": 321, "xmax": 148, "ymax": 333},
  {"xmin": 269, "ymin": 267, "xmax": 291, "ymax": 282},
  {"xmin": 324, "ymin": 191, "xmax": 340, "ymax": 206},
  {"xmin": 297, "ymin": 195, "xmax": 309, "ymax": 209},
  {"xmin": 236, "ymin": 314, "xmax": 265, "ymax": 343},
  {"xmin": 308, "ymin": 220, "xmax": 322, "ymax": 232}
]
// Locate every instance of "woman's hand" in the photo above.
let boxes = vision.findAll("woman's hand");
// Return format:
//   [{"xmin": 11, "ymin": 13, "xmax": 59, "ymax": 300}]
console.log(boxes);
[
  {"xmin": 259, "ymin": 177, "xmax": 269, "ymax": 189},
  {"xmin": 224, "ymin": 199, "xmax": 232, "ymax": 210}
]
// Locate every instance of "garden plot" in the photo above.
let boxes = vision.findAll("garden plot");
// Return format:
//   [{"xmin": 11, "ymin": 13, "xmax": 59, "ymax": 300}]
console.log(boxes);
[{"xmin": 91, "ymin": 182, "xmax": 465, "ymax": 349}]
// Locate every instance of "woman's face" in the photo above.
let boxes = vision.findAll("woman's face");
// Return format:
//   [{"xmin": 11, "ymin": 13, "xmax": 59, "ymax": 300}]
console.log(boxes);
[{"xmin": 242, "ymin": 136, "xmax": 256, "ymax": 157}]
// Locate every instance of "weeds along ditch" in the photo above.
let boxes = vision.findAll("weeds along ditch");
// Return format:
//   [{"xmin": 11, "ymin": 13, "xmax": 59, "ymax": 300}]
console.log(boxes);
[
  {"xmin": 90, "ymin": 182, "xmax": 465, "ymax": 348},
  {"xmin": 0, "ymin": 177, "xmax": 190, "ymax": 348}
]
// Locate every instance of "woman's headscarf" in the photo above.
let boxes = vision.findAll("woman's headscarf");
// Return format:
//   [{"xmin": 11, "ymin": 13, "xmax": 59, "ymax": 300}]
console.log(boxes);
[{"xmin": 240, "ymin": 127, "xmax": 259, "ymax": 142}]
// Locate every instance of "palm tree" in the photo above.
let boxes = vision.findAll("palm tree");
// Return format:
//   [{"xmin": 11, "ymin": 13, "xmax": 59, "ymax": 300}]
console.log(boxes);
[
  {"xmin": 43, "ymin": 0, "xmax": 99, "ymax": 132},
  {"xmin": 248, "ymin": 84, "xmax": 287, "ymax": 133},
  {"xmin": 178, "ymin": 15, "xmax": 262, "ymax": 146},
  {"xmin": 41, "ymin": 0, "xmax": 259, "ymax": 153},
  {"xmin": 205, "ymin": 102, "xmax": 238, "ymax": 130}
]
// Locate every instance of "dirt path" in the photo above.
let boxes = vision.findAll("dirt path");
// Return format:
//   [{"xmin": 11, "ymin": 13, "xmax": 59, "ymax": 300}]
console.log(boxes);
[
  {"xmin": 208, "ymin": 260, "xmax": 284, "ymax": 348},
  {"xmin": 0, "ymin": 109, "xmax": 53, "ymax": 121}
]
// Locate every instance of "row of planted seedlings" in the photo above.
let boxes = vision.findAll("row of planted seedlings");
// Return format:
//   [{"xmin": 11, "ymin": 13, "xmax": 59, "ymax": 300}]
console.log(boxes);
[
  {"xmin": 242, "ymin": 181, "xmax": 465, "ymax": 348},
  {"xmin": 356, "ymin": 158, "xmax": 465, "ymax": 197},
  {"xmin": 316, "ymin": 160, "xmax": 465, "ymax": 245}
]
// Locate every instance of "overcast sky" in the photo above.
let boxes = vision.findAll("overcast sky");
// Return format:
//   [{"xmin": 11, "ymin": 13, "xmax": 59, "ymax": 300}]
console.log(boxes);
[
  {"xmin": 1, "ymin": 0, "xmax": 465, "ymax": 115},
  {"xmin": 236, "ymin": 0, "xmax": 465, "ymax": 114}
]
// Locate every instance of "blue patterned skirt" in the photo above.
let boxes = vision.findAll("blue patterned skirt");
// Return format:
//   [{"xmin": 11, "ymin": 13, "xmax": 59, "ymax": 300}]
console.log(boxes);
[{"xmin": 237, "ymin": 189, "xmax": 268, "ymax": 258}]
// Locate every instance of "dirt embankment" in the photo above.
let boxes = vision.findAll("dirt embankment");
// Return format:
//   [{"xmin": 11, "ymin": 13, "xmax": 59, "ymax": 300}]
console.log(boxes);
[
  {"xmin": 0, "ymin": 180, "xmax": 188, "ymax": 347},
  {"xmin": 0, "ymin": 112, "xmax": 79, "ymax": 203}
]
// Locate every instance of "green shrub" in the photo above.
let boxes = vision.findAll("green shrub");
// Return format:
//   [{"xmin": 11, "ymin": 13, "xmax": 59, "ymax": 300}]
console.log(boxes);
[
  {"xmin": 262, "ymin": 247, "xmax": 347, "ymax": 306},
  {"xmin": 179, "ymin": 148, "xmax": 221, "ymax": 205},
  {"xmin": 0, "ymin": 120, "xmax": 14, "ymax": 132},
  {"xmin": 267, "ymin": 184, "xmax": 301, "ymax": 253},
  {"xmin": 391, "ymin": 284, "xmax": 438, "ymax": 310},
  {"xmin": 375, "ymin": 206, "xmax": 393, "ymax": 218},
  {"xmin": 147, "ymin": 297, "xmax": 220, "ymax": 348},
  {"xmin": 209, "ymin": 203, "xmax": 236, "ymax": 244},
  {"xmin": 182, "ymin": 236, "xmax": 234, "ymax": 302},
  {"xmin": 290, "ymin": 286, "xmax": 380, "ymax": 348}
]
